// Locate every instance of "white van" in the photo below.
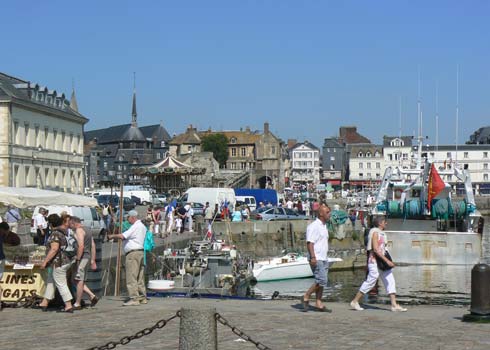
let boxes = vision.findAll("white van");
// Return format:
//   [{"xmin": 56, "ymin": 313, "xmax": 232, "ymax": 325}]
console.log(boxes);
[
  {"xmin": 235, "ymin": 195, "xmax": 257, "ymax": 211},
  {"xmin": 180, "ymin": 188, "xmax": 236, "ymax": 211},
  {"xmin": 30, "ymin": 205, "xmax": 106, "ymax": 239}
]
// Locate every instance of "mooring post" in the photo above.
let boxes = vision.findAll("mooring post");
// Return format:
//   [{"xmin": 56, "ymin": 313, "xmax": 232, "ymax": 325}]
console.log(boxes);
[{"xmin": 179, "ymin": 307, "xmax": 218, "ymax": 350}]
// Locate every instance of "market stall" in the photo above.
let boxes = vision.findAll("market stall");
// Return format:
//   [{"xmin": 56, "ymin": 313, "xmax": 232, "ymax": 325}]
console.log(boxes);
[{"xmin": 0, "ymin": 187, "xmax": 98, "ymax": 302}]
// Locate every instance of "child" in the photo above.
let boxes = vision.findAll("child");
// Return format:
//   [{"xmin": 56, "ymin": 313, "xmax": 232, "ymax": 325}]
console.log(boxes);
[{"xmin": 175, "ymin": 217, "xmax": 182, "ymax": 233}]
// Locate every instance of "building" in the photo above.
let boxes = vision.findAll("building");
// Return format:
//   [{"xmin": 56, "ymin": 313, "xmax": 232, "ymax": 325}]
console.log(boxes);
[
  {"xmin": 467, "ymin": 126, "xmax": 490, "ymax": 144},
  {"xmin": 382, "ymin": 135, "xmax": 413, "ymax": 169},
  {"xmin": 170, "ymin": 122, "xmax": 285, "ymax": 189},
  {"xmin": 322, "ymin": 126, "xmax": 372, "ymax": 183},
  {"xmin": 289, "ymin": 141, "xmax": 321, "ymax": 185},
  {"xmin": 423, "ymin": 144, "xmax": 490, "ymax": 194},
  {"xmin": 84, "ymin": 90, "xmax": 171, "ymax": 188},
  {"xmin": 348, "ymin": 144, "xmax": 384, "ymax": 188},
  {"xmin": 0, "ymin": 72, "xmax": 88, "ymax": 193},
  {"xmin": 322, "ymin": 137, "xmax": 345, "ymax": 185}
]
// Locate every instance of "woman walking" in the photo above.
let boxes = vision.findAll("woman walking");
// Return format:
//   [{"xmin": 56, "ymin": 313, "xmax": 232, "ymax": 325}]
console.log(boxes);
[
  {"xmin": 38, "ymin": 214, "xmax": 75, "ymax": 312},
  {"xmin": 350, "ymin": 216, "xmax": 407, "ymax": 312}
]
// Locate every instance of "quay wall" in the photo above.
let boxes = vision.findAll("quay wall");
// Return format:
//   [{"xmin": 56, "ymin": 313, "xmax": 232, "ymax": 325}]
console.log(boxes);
[{"xmin": 211, "ymin": 220, "xmax": 366, "ymax": 270}]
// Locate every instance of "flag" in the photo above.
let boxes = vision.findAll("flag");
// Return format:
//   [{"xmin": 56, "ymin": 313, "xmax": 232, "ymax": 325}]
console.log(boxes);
[{"xmin": 428, "ymin": 163, "xmax": 445, "ymax": 210}]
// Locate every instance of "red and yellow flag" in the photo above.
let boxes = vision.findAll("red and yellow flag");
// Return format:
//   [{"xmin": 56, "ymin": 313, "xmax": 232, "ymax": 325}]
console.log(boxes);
[{"xmin": 428, "ymin": 163, "xmax": 446, "ymax": 210}]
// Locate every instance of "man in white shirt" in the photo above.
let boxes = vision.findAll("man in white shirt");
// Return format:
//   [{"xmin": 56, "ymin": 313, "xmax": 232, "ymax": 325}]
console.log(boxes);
[
  {"xmin": 184, "ymin": 202, "xmax": 194, "ymax": 232},
  {"xmin": 302, "ymin": 203, "xmax": 332, "ymax": 312},
  {"xmin": 108, "ymin": 210, "xmax": 147, "ymax": 306},
  {"xmin": 34, "ymin": 208, "xmax": 48, "ymax": 246}
]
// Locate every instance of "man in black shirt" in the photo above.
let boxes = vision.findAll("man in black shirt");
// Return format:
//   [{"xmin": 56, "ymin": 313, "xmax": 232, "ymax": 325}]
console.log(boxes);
[{"xmin": 176, "ymin": 204, "xmax": 187, "ymax": 234}]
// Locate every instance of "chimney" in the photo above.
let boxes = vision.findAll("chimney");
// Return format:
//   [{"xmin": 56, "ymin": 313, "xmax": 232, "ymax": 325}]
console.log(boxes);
[{"xmin": 264, "ymin": 122, "xmax": 270, "ymax": 134}]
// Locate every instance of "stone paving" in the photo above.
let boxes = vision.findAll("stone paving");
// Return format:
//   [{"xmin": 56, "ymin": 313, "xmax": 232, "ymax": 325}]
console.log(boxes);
[{"xmin": 1, "ymin": 298, "xmax": 489, "ymax": 350}]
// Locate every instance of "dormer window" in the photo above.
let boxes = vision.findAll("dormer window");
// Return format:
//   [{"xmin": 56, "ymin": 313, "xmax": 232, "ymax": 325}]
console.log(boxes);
[
  {"xmin": 230, "ymin": 137, "xmax": 237, "ymax": 144},
  {"xmin": 375, "ymin": 151, "xmax": 380, "ymax": 157},
  {"xmin": 366, "ymin": 151, "xmax": 371, "ymax": 157},
  {"xmin": 390, "ymin": 138, "xmax": 404, "ymax": 147},
  {"xmin": 358, "ymin": 152, "xmax": 363, "ymax": 158}
]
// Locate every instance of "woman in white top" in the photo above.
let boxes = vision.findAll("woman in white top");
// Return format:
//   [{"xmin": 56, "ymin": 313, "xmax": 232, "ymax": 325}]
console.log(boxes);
[{"xmin": 350, "ymin": 216, "xmax": 407, "ymax": 312}]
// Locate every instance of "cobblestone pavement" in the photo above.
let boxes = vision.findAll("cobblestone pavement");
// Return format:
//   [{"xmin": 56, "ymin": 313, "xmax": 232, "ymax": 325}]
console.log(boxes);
[{"xmin": 2, "ymin": 298, "xmax": 489, "ymax": 350}]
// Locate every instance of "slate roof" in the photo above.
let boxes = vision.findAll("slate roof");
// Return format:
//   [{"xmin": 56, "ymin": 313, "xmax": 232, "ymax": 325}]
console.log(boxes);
[
  {"xmin": 85, "ymin": 123, "xmax": 171, "ymax": 145},
  {"xmin": 0, "ymin": 72, "xmax": 87, "ymax": 122},
  {"xmin": 338, "ymin": 126, "xmax": 371, "ymax": 144},
  {"xmin": 382, "ymin": 135, "xmax": 413, "ymax": 147},
  {"xmin": 468, "ymin": 126, "xmax": 490, "ymax": 144},
  {"xmin": 290, "ymin": 141, "xmax": 320, "ymax": 151}
]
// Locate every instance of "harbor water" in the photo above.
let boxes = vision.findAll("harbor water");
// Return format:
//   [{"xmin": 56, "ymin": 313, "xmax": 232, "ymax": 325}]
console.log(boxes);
[{"xmin": 253, "ymin": 263, "xmax": 473, "ymax": 306}]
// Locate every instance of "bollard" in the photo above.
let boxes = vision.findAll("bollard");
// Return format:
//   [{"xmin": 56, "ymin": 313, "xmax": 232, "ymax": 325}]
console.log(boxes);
[
  {"xmin": 179, "ymin": 307, "xmax": 218, "ymax": 350},
  {"xmin": 462, "ymin": 263, "xmax": 490, "ymax": 322}
]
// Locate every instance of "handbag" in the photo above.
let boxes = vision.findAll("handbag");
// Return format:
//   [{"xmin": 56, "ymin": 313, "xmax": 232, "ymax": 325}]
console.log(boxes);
[{"xmin": 375, "ymin": 250, "xmax": 393, "ymax": 271}]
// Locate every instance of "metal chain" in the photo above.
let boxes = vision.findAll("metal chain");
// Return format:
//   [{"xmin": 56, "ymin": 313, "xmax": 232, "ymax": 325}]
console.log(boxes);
[
  {"xmin": 215, "ymin": 313, "xmax": 272, "ymax": 350},
  {"xmin": 87, "ymin": 311, "xmax": 181, "ymax": 350}
]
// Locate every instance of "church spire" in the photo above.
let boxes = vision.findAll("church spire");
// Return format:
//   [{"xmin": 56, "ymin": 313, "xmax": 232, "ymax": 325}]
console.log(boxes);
[
  {"xmin": 131, "ymin": 72, "xmax": 137, "ymax": 127},
  {"xmin": 70, "ymin": 79, "xmax": 79, "ymax": 112}
]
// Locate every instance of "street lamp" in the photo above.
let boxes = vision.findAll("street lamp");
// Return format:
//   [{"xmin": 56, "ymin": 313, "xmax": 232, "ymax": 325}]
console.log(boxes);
[{"xmin": 32, "ymin": 145, "xmax": 44, "ymax": 188}]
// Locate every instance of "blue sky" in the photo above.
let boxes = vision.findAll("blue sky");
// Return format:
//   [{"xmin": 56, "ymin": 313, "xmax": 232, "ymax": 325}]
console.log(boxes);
[{"xmin": 2, "ymin": 0, "xmax": 489, "ymax": 148}]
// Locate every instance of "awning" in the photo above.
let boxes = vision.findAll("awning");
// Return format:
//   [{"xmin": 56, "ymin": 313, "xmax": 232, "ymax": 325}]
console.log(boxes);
[
  {"xmin": 328, "ymin": 180, "xmax": 341, "ymax": 185},
  {"xmin": 0, "ymin": 187, "xmax": 98, "ymax": 208}
]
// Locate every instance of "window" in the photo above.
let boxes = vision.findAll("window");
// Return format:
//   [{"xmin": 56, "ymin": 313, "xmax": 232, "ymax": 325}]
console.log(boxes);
[
  {"xmin": 359, "ymin": 173, "xmax": 363, "ymax": 178},
  {"xmin": 375, "ymin": 151, "xmax": 380, "ymax": 157},
  {"xmin": 484, "ymin": 164, "xmax": 488, "ymax": 170},
  {"xmin": 271, "ymin": 146, "xmax": 276, "ymax": 155},
  {"xmin": 388, "ymin": 154, "xmax": 393, "ymax": 161},
  {"xmin": 35, "ymin": 126, "xmax": 40, "ymax": 146},
  {"xmin": 376, "ymin": 162, "xmax": 381, "ymax": 169},
  {"xmin": 330, "ymin": 156, "xmax": 335, "ymax": 161},
  {"xmin": 376, "ymin": 173, "xmax": 381, "ymax": 178},
  {"xmin": 231, "ymin": 148, "xmax": 237, "ymax": 157},
  {"xmin": 44, "ymin": 127, "xmax": 49, "ymax": 148},
  {"xmin": 241, "ymin": 162, "xmax": 246, "ymax": 169},
  {"xmin": 61, "ymin": 132, "xmax": 66, "ymax": 151},
  {"xmin": 330, "ymin": 164, "xmax": 335, "ymax": 170},
  {"xmin": 70, "ymin": 133, "xmax": 74, "ymax": 151},
  {"xmin": 484, "ymin": 174, "xmax": 489, "ymax": 181},
  {"xmin": 464, "ymin": 152, "xmax": 468, "ymax": 159},
  {"xmin": 359, "ymin": 162, "xmax": 363, "ymax": 169},
  {"xmin": 103, "ymin": 161, "xmax": 108, "ymax": 169},
  {"xmin": 24, "ymin": 123, "xmax": 30, "ymax": 146},
  {"xmin": 241, "ymin": 147, "xmax": 246, "ymax": 157},
  {"xmin": 13, "ymin": 121, "xmax": 19, "ymax": 143},
  {"xmin": 230, "ymin": 137, "xmax": 237, "ymax": 144},
  {"xmin": 230, "ymin": 162, "xmax": 236, "ymax": 169},
  {"xmin": 484, "ymin": 152, "xmax": 488, "ymax": 158},
  {"xmin": 402, "ymin": 153, "xmax": 408, "ymax": 160},
  {"xmin": 187, "ymin": 145, "xmax": 192, "ymax": 152},
  {"xmin": 160, "ymin": 141, "xmax": 166, "ymax": 147},
  {"xmin": 366, "ymin": 152, "xmax": 371, "ymax": 157},
  {"xmin": 358, "ymin": 152, "xmax": 363, "ymax": 157},
  {"xmin": 447, "ymin": 152, "xmax": 451, "ymax": 158},
  {"xmin": 367, "ymin": 173, "xmax": 372, "ymax": 178},
  {"xmin": 430, "ymin": 152, "xmax": 435, "ymax": 158},
  {"xmin": 367, "ymin": 163, "xmax": 371, "ymax": 169}
]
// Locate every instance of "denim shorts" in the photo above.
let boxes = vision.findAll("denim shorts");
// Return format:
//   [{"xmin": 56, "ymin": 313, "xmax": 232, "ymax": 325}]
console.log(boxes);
[{"xmin": 310, "ymin": 259, "xmax": 328, "ymax": 288}]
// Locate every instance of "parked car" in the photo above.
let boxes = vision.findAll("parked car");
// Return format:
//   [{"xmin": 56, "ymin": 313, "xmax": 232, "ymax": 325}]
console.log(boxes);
[
  {"xmin": 151, "ymin": 193, "xmax": 167, "ymax": 205},
  {"xmin": 250, "ymin": 207, "xmax": 309, "ymax": 221},
  {"xmin": 130, "ymin": 195, "xmax": 142, "ymax": 206},
  {"xmin": 97, "ymin": 195, "xmax": 135, "ymax": 212},
  {"xmin": 191, "ymin": 202, "xmax": 205, "ymax": 217}
]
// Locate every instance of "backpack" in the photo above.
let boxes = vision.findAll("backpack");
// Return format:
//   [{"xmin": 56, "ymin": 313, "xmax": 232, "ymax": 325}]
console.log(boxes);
[
  {"xmin": 63, "ymin": 231, "xmax": 79, "ymax": 259},
  {"xmin": 143, "ymin": 229, "xmax": 155, "ymax": 265}
]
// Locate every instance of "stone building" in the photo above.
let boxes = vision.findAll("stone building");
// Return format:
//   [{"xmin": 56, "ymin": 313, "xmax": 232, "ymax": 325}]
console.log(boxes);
[
  {"xmin": 0, "ymin": 72, "xmax": 87, "ymax": 193},
  {"xmin": 170, "ymin": 122, "xmax": 285, "ymax": 189},
  {"xmin": 382, "ymin": 135, "xmax": 413, "ymax": 169},
  {"xmin": 348, "ymin": 144, "xmax": 384, "ymax": 188},
  {"xmin": 84, "ymin": 90, "xmax": 171, "ymax": 188}
]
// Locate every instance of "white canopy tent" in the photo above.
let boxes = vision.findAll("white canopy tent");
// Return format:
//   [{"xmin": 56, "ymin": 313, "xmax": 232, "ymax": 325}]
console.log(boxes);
[{"xmin": 0, "ymin": 187, "xmax": 97, "ymax": 208}]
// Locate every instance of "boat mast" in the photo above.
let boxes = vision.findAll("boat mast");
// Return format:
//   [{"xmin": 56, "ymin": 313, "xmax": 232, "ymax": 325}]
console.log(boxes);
[
  {"xmin": 435, "ymin": 80, "xmax": 439, "ymax": 152},
  {"xmin": 455, "ymin": 65, "xmax": 459, "ymax": 166},
  {"xmin": 399, "ymin": 96, "xmax": 402, "ymax": 166},
  {"xmin": 416, "ymin": 67, "xmax": 423, "ymax": 170}
]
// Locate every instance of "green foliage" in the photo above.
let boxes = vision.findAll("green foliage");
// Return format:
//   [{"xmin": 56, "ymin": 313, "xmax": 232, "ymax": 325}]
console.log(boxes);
[{"xmin": 201, "ymin": 133, "xmax": 229, "ymax": 167}]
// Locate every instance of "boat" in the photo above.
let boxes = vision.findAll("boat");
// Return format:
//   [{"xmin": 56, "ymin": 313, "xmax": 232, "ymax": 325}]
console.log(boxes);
[
  {"xmin": 148, "ymin": 240, "xmax": 254, "ymax": 298},
  {"xmin": 371, "ymin": 156, "xmax": 484, "ymax": 265},
  {"xmin": 253, "ymin": 253, "xmax": 343, "ymax": 282}
]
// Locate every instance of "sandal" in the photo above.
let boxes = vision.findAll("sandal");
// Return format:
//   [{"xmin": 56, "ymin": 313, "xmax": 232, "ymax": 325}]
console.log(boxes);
[
  {"xmin": 56, "ymin": 308, "xmax": 74, "ymax": 313},
  {"xmin": 316, "ymin": 306, "xmax": 332, "ymax": 313},
  {"xmin": 90, "ymin": 295, "xmax": 99, "ymax": 307},
  {"xmin": 302, "ymin": 299, "xmax": 309, "ymax": 312}
]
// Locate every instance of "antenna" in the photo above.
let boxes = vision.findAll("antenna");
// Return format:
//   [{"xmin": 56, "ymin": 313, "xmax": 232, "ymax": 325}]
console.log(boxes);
[
  {"xmin": 455, "ymin": 65, "xmax": 459, "ymax": 165},
  {"xmin": 435, "ymin": 80, "xmax": 439, "ymax": 151},
  {"xmin": 416, "ymin": 66, "xmax": 423, "ymax": 169},
  {"xmin": 398, "ymin": 96, "xmax": 402, "ymax": 138},
  {"xmin": 133, "ymin": 72, "xmax": 136, "ymax": 91}
]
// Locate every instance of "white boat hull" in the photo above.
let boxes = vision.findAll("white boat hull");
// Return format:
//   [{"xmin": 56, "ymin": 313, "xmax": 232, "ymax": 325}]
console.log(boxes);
[{"xmin": 253, "ymin": 256, "xmax": 342, "ymax": 282}]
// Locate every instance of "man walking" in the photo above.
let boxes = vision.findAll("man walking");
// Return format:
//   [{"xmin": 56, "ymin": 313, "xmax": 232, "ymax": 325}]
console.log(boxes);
[
  {"xmin": 70, "ymin": 217, "xmax": 99, "ymax": 310},
  {"xmin": 108, "ymin": 210, "xmax": 147, "ymax": 306},
  {"xmin": 302, "ymin": 203, "xmax": 332, "ymax": 312},
  {"xmin": 1, "ymin": 222, "xmax": 21, "ymax": 310},
  {"xmin": 5, "ymin": 205, "xmax": 21, "ymax": 234},
  {"xmin": 34, "ymin": 208, "xmax": 48, "ymax": 245}
]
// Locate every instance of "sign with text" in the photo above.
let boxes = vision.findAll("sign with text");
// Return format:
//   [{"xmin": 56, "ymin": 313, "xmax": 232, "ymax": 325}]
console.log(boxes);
[{"xmin": 0, "ymin": 267, "xmax": 47, "ymax": 301}]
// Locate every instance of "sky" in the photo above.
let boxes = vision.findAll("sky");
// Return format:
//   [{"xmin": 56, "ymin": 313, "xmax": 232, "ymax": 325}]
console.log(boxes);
[{"xmin": 2, "ymin": 0, "xmax": 490, "ymax": 148}]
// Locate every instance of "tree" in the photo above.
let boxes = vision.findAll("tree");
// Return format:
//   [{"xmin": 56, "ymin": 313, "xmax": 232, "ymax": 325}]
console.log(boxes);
[{"xmin": 201, "ymin": 133, "xmax": 229, "ymax": 167}]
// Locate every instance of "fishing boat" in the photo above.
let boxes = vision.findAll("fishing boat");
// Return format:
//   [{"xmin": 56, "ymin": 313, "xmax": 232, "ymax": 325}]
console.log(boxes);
[
  {"xmin": 253, "ymin": 253, "xmax": 343, "ymax": 282},
  {"xmin": 148, "ymin": 240, "xmax": 254, "ymax": 298},
  {"xmin": 371, "ymin": 156, "xmax": 483, "ymax": 265}
]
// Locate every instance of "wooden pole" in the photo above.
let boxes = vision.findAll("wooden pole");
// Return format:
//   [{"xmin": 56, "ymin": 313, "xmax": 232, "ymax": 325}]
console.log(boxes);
[{"xmin": 114, "ymin": 181, "xmax": 124, "ymax": 296}]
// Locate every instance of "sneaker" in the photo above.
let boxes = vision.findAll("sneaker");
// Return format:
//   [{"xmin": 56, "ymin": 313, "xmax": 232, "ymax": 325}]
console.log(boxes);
[
  {"xmin": 350, "ymin": 301, "xmax": 364, "ymax": 311},
  {"xmin": 391, "ymin": 305, "xmax": 407, "ymax": 312},
  {"xmin": 139, "ymin": 297, "xmax": 148, "ymax": 304},
  {"xmin": 123, "ymin": 299, "xmax": 140, "ymax": 306}
]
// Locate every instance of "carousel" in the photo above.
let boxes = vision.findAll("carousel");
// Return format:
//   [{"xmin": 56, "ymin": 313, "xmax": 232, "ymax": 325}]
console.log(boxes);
[{"xmin": 136, "ymin": 155, "xmax": 206, "ymax": 196}]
